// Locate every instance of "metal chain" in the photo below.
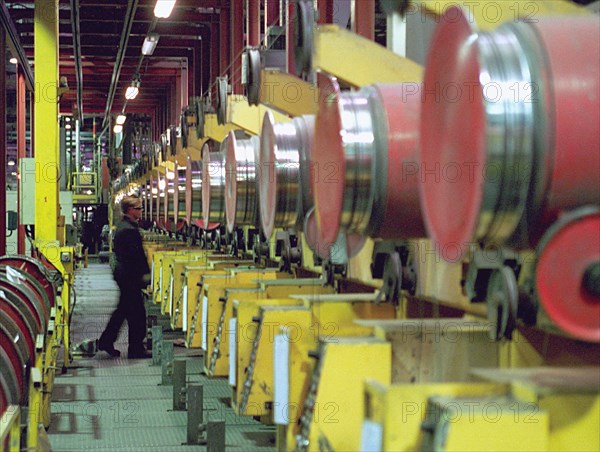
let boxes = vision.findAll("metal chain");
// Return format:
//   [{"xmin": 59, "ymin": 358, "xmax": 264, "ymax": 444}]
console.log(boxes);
[{"xmin": 239, "ymin": 315, "xmax": 263, "ymax": 412}]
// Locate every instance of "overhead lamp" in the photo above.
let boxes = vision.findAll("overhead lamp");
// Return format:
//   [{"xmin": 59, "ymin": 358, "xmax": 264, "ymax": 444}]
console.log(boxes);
[
  {"xmin": 125, "ymin": 79, "xmax": 140, "ymax": 100},
  {"xmin": 113, "ymin": 124, "xmax": 123, "ymax": 134},
  {"xmin": 65, "ymin": 124, "xmax": 72, "ymax": 130},
  {"xmin": 116, "ymin": 114, "xmax": 127, "ymax": 125},
  {"xmin": 154, "ymin": 0, "xmax": 176, "ymax": 18},
  {"xmin": 9, "ymin": 57, "xmax": 17, "ymax": 65},
  {"xmin": 7, "ymin": 160, "xmax": 15, "ymax": 166},
  {"xmin": 166, "ymin": 171, "xmax": 175, "ymax": 180},
  {"xmin": 142, "ymin": 33, "xmax": 160, "ymax": 56}
]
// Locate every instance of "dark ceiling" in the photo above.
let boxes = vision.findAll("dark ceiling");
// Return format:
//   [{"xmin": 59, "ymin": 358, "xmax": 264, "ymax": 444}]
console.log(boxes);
[{"xmin": 7, "ymin": 0, "xmax": 221, "ymax": 124}]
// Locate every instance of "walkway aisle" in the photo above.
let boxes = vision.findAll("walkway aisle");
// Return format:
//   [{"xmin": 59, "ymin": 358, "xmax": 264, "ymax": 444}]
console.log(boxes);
[{"xmin": 47, "ymin": 263, "xmax": 275, "ymax": 451}]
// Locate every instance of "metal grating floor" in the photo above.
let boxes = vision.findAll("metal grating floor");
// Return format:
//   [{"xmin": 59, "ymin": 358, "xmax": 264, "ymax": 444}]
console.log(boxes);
[{"xmin": 48, "ymin": 263, "xmax": 275, "ymax": 451}]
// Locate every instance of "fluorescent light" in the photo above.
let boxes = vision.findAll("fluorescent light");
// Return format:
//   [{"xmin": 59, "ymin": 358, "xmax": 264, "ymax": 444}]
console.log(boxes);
[
  {"xmin": 142, "ymin": 33, "xmax": 160, "ymax": 55},
  {"xmin": 9, "ymin": 57, "xmax": 17, "ymax": 65},
  {"xmin": 125, "ymin": 85, "xmax": 139, "ymax": 100},
  {"xmin": 65, "ymin": 124, "xmax": 72, "ymax": 130},
  {"xmin": 166, "ymin": 171, "xmax": 175, "ymax": 180},
  {"xmin": 154, "ymin": 0, "xmax": 176, "ymax": 18},
  {"xmin": 113, "ymin": 124, "xmax": 123, "ymax": 134},
  {"xmin": 158, "ymin": 179, "xmax": 166, "ymax": 190},
  {"xmin": 7, "ymin": 160, "xmax": 15, "ymax": 166},
  {"xmin": 116, "ymin": 114, "xmax": 127, "ymax": 125}
]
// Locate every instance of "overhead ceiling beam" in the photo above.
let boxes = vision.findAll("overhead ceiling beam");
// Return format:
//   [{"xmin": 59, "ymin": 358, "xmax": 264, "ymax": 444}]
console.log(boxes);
[{"xmin": 102, "ymin": 0, "xmax": 138, "ymax": 130}]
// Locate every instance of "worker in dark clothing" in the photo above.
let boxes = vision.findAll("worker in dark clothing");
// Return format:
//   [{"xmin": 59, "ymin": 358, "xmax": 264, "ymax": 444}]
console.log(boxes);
[{"xmin": 98, "ymin": 194, "xmax": 151, "ymax": 358}]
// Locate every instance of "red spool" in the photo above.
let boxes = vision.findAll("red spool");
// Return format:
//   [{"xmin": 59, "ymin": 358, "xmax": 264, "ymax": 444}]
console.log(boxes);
[
  {"xmin": 536, "ymin": 209, "xmax": 600, "ymax": 343},
  {"xmin": 185, "ymin": 157, "xmax": 202, "ymax": 226},
  {"xmin": 0, "ymin": 256, "xmax": 56, "ymax": 308},
  {"xmin": 420, "ymin": 8, "xmax": 600, "ymax": 261},
  {"xmin": 312, "ymin": 73, "xmax": 346, "ymax": 252}
]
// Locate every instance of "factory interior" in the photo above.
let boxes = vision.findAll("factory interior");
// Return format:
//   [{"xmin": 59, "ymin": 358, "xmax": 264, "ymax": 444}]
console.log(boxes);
[{"xmin": 0, "ymin": 0, "xmax": 599, "ymax": 450}]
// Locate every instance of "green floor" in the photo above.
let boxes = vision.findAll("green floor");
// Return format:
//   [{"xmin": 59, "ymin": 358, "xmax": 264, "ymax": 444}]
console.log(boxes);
[{"xmin": 47, "ymin": 263, "xmax": 276, "ymax": 451}]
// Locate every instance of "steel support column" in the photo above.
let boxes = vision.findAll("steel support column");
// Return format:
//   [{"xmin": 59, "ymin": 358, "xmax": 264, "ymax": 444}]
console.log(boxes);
[
  {"xmin": 353, "ymin": 0, "xmax": 374, "ymax": 41},
  {"xmin": 17, "ymin": 67, "xmax": 26, "ymax": 254},
  {"xmin": 248, "ymin": 0, "xmax": 261, "ymax": 47},
  {"xmin": 231, "ymin": 1, "xmax": 244, "ymax": 94},
  {"xmin": 0, "ymin": 27, "xmax": 6, "ymax": 255}
]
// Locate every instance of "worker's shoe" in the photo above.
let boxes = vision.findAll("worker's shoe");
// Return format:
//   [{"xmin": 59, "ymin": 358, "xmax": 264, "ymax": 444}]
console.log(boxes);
[{"xmin": 97, "ymin": 340, "xmax": 121, "ymax": 357}]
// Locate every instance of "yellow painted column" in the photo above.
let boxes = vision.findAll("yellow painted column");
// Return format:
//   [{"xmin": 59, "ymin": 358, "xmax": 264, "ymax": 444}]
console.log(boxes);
[{"xmin": 34, "ymin": 0, "xmax": 60, "ymax": 246}]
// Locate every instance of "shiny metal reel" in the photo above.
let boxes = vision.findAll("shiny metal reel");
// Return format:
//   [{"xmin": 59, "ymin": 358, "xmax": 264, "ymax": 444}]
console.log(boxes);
[{"xmin": 225, "ymin": 132, "xmax": 260, "ymax": 233}]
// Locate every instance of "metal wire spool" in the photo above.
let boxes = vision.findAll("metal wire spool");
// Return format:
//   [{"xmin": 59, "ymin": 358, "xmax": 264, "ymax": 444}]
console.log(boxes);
[
  {"xmin": 216, "ymin": 77, "xmax": 228, "ymax": 125},
  {"xmin": 420, "ymin": 8, "xmax": 600, "ymax": 261},
  {"xmin": 202, "ymin": 142, "xmax": 226, "ymax": 229},
  {"xmin": 163, "ymin": 174, "xmax": 176, "ymax": 232},
  {"xmin": 156, "ymin": 173, "xmax": 166, "ymax": 230},
  {"xmin": 293, "ymin": 0, "xmax": 314, "ymax": 76},
  {"xmin": 0, "ymin": 256, "xmax": 56, "ymax": 309},
  {"xmin": 0, "ymin": 267, "xmax": 42, "ymax": 405},
  {"xmin": 536, "ymin": 207, "xmax": 600, "ymax": 343},
  {"xmin": 225, "ymin": 131, "xmax": 260, "ymax": 234},
  {"xmin": 174, "ymin": 167, "xmax": 187, "ymax": 230},
  {"xmin": 259, "ymin": 112, "xmax": 315, "ymax": 239},
  {"xmin": 186, "ymin": 157, "xmax": 203, "ymax": 228},
  {"xmin": 312, "ymin": 74, "xmax": 426, "ymax": 250}
]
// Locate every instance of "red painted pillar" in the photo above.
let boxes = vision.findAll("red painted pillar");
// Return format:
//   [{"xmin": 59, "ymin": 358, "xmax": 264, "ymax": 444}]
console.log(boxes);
[
  {"xmin": 317, "ymin": 0, "xmax": 333, "ymax": 24},
  {"xmin": 286, "ymin": 0, "xmax": 295, "ymax": 74},
  {"xmin": 220, "ymin": 6, "xmax": 230, "ymax": 78},
  {"xmin": 210, "ymin": 20, "xmax": 220, "ymax": 91},
  {"xmin": 354, "ymin": 0, "xmax": 374, "ymax": 41},
  {"xmin": 231, "ymin": 1, "xmax": 244, "ymax": 93},
  {"xmin": 17, "ymin": 68, "xmax": 27, "ymax": 254},
  {"xmin": 248, "ymin": 0, "xmax": 261, "ymax": 47},
  {"xmin": 265, "ymin": 0, "xmax": 279, "ymax": 28}
]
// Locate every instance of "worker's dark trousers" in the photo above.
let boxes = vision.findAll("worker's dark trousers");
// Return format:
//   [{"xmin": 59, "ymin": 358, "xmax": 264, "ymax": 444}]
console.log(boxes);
[{"xmin": 99, "ymin": 276, "xmax": 147, "ymax": 355}]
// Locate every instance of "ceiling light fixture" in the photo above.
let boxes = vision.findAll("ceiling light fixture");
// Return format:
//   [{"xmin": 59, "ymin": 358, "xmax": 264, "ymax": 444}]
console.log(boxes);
[
  {"xmin": 116, "ymin": 114, "xmax": 127, "ymax": 125},
  {"xmin": 113, "ymin": 124, "xmax": 123, "ymax": 134},
  {"xmin": 125, "ymin": 78, "xmax": 140, "ymax": 100},
  {"xmin": 8, "ymin": 160, "xmax": 15, "ymax": 166},
  {"xmin": 142, "ymin": 33, "xmax": 160, "ymax": 56},
  {"xmin": 9, "ymin": 57, "xmax": 17, "ymax": 65},
  {"xmin": 154, "ymin": 0, "xmax": 176, "ymax": 18}
]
